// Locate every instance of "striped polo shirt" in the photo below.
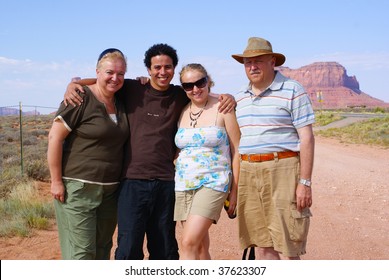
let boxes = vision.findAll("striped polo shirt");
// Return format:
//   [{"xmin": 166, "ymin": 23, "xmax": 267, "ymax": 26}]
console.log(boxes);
[{"xmin": 235, "ymin": 71, "xmax": 315, "ymax": 154}]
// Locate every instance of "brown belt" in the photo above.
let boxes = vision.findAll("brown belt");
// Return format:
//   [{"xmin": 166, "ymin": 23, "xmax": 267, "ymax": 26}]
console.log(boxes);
[{"xmin": 240, "ymin": 151, "xmax": 299, "ymax": 162}]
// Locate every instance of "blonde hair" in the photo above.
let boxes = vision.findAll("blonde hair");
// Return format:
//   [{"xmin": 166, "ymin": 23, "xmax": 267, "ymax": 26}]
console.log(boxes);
[
  {"xmin": 96, "ymin": 50, "xmax": 127, "ymax": 72},
  {"xmin": 179, "ymin": 63, "xmax": 214, "ymax": 89}
]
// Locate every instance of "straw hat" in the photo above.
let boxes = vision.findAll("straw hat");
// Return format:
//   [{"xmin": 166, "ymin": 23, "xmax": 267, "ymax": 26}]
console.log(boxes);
[{"xmin": 232, "ymin": 37, "xmax": 286, "ymax": 66}]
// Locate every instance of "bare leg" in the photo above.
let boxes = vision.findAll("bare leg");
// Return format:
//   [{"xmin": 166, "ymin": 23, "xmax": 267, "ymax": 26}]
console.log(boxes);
[
  {"xmin": 257, "ymin": 247, "xmax": 281, "ymax": 260},
  {"xmin": 280, "ymin": 254, "xmax": 301, "ymax": 260},
  {"xmin": 257, "ymin": 247, "xmax": 301, "ymax": 260},
  {"xmin": 180, "ymin": 215, "xmax": 213, "ymax": 260},
  {"xmin": 199, "ymin": 232, "xmax": 211, "ymax": 260}
]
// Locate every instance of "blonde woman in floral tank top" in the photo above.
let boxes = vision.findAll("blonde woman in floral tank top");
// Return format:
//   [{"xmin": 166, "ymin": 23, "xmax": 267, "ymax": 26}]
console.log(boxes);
[{"xmin": 174, "ymin": 64, "xmax": 240, "ymax": 260}]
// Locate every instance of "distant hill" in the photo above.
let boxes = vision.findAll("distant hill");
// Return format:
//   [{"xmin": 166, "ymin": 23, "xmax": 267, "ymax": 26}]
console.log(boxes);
[
  {"xmin": 0, "ymin": 107, "xmax": 41, "ymax": 116},
  {"xmin": 278, "ymin": 62, "xmax": 389, "ymax": 109}
]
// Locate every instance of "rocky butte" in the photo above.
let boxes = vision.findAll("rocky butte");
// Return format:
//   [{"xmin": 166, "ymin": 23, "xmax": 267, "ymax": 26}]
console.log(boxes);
[{"xmin": 277, "ymin": 62, "xmax": 389, "ymax": 109}]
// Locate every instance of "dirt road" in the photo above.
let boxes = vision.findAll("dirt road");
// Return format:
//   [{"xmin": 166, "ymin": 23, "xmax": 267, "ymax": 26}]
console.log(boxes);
[{"xmin": 1, "ymin": 136, "xmax": 388, "ymax": 260}]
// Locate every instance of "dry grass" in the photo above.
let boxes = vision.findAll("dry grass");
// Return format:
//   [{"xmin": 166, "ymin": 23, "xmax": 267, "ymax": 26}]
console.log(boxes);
[
  {"xmin": 0, "ymin": 115, "xmax": 54, "ymax": 236},
  {"xmin": 0, "ymin": 181, "xmax": 54, "ymax": 237},
  {"xmin": 315, "ymin": 115, "xmax": 389, "ymax": 148}
]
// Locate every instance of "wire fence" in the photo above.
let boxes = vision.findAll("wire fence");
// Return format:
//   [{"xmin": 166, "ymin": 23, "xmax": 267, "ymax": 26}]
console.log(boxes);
[
  {"xmin": 0, "ymin": 103, "xmax": 55, "ymax": 178},
  {"xmin": 0, "ymin": 103, "xmax": 58, "ymax": 117}
]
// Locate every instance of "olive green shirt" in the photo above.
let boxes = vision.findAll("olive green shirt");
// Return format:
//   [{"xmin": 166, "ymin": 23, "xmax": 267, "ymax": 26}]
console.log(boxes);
[{"xmin": 56, "ymin": 86, "xmax": 129, "ymax": 184}]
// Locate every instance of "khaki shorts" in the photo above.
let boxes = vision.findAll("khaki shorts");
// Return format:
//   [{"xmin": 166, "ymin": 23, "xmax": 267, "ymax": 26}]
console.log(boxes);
[
  {"xmin": 237, "ymin": 156, "xmax": 312, "ymax": 257},
  {"xmin": 174, "ymin": 187, "xmax": 229, "ymax": 224}
]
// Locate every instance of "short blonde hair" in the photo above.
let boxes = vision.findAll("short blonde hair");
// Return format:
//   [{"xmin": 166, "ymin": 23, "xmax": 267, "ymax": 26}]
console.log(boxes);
[{"xmin": 96, "ymin": 48, "xmax": 127, "ymax": 72}]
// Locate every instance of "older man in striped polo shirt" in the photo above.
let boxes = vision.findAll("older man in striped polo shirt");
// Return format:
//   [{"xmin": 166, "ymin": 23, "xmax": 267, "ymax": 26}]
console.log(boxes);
[{"xmin": 232, "ymin": 37, "xmax": 315, "ymax": 260}]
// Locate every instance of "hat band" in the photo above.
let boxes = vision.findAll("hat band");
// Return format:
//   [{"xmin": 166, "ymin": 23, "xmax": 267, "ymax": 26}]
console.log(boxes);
[{"xmin": 243, "ymin": 49, "xmax": 273, "ymax": 56}]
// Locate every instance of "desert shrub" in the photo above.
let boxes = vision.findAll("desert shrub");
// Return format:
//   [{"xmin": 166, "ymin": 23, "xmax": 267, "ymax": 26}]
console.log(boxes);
[
  {"xmin": 27, "ymin": 151, "xmax": 46, "ymax": 161},
  {"xmin": 314, "ymin": 110, "xmax": 344, "ymax": 127},
  {"xmin": 0, "ymin": 166, "xmax": 26, "ymax": 199},
  {"xmin": 373, "ymin": 107, "xmax": 386, "ymax": 114},
  {"xmin": 7, "ymin": 156, "xmax": 20, "ymax": 165},
  {"xmin": 0, "ymin": 115, "xmax": 56, "ymax": 237},
  {"xmin": 0, "ymin": 219, "xmax": 30, "ymax": 237},
  {"xmin": 0, "ymin": 177, "xmax": 26, "ymax": 199},
  {"xmin": 316, "ymin": 116, "xmax": 389, "ymax": 147},
  {"xmin": 23, "ymin": 136, "xmax": 38, "ymax": 146},
  {"xmin": 26, "ymin": 159, "xmax": 50, "ymax": 182},
  {"xmin": 21, "ymin": 201, "xmax": 54, "ymax": 229},
  {"xmin": 24, "ymin": 140, "xmax": 47, "ymax": 157},
  {"xmin": 31, "ymin": 129, "xmax": 49, "ymax": 137},
  {"xmin": 1, "ymin": 145, "xmax": 17, "ymax": 160},
  {"xmin": 0, "ymin": 181, "xmax": 55, "ymax": 237},
  {"xmin": 27, "ymin": 216, "xmax": 50, "ymax": 229}
]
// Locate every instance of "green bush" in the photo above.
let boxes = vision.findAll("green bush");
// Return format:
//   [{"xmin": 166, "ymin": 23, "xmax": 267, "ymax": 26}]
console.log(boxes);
[
  {"xmin": 373, "ymin": 107, "xmax": 386, "ymax": 114},
  {"xmin": 314, "ymin": 110, "xmax": 344, "ymax": 126},
  {"xmin": 0, "ymin": 181, "xmax": 55, "ymax": 237}
]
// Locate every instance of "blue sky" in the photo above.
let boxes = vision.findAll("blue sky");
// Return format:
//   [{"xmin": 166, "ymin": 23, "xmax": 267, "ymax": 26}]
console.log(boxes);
[{"xmin": 1, "ymin": 0, "xmax": 388, "ymax": 113}]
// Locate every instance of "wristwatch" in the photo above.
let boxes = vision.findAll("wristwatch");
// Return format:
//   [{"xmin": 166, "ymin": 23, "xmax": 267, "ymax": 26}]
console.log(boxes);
[{"xmin": 299, "ymin": 178, "xmax": 312, "ymax": 187}]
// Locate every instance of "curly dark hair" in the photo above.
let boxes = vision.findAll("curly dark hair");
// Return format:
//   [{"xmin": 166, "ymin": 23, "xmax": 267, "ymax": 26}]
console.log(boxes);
[{"xmin": 143, "ymin": 43, "xmax": 179, "ymax": 69}]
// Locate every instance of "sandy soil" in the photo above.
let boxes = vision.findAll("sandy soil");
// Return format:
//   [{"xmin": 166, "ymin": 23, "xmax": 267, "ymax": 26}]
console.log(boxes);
[{"xmin": 1, "ymin": 135, "xmax": 388, "ymax": 260}]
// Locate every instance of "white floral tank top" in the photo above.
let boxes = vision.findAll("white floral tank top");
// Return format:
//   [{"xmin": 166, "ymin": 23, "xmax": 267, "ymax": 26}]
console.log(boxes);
[{"xmin": 174, "ymin": 126, "xmax": 231, "ymax": 192}]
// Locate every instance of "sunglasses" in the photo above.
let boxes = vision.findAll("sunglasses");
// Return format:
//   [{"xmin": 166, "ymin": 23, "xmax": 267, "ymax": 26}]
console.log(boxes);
[
  {"xmin": 181, "ymin": 77, "xmax": 208, "ymax": 91},
  {"xmin": 97, "ymin": 48, "xmax": 124, "ymax": 62}
]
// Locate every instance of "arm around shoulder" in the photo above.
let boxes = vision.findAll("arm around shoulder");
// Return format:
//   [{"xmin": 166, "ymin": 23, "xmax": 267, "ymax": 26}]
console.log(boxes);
[
  {"xmin": 214, "ymin": 93, "xmax": 236, "ymax": 114},
  {"xmin": 64, "ymin": 78, "xmax": 96, "ymax": 106}
]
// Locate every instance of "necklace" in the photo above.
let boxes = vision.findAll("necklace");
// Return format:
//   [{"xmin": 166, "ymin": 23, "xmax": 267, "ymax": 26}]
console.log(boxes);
[{"xmin": 189, "ymin": 100, "xmax": 208, "ymax": 128}]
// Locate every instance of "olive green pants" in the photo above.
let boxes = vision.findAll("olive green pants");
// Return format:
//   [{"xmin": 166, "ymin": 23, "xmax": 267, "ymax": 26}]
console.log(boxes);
[{"xmin": 54, "ymin": 180, "xmax": 118, "ymax": 260}]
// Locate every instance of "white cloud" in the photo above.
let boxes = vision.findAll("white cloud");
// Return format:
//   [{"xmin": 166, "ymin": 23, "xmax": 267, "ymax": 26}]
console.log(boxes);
[{"xmin": 0, "ymin": 57, "xmax": 93, "ymax": 111}]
